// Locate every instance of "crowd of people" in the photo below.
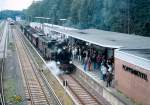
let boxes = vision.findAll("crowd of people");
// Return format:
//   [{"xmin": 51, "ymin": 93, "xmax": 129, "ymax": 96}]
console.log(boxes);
[
  {"xmin": 65, "ymin": 42, "xmax": 114, "ymax": 87},
  {"xmin": 51, "ymin": 36, "xmax": 114, "ymax": 87}
]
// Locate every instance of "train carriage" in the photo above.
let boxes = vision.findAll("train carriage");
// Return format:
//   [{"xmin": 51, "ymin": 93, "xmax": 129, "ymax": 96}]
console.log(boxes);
[
  {"xmin": 38, "ymin": 36, "xmax": 50, "ymax": 59},
  {"xmin": 38, "ymin": 36, "xmax": 45, "ymax": 54},
  {"xmin": 28, "ymin": 31, "xmax": 32, "ymax": 41},
  {"xmin": 24, "ymin": 26, "xmax": 29, "ymax": 36},
  {"xmin": 43, "ymin": 37, "xmax": 56, "ymax": 60},
  {"xmin": 20, "ymin": 25, "xmax": 24, "ymax": 32},
  {"xmin": 32, "ymin": 34, "xmax": 39, "ymax": 47}
]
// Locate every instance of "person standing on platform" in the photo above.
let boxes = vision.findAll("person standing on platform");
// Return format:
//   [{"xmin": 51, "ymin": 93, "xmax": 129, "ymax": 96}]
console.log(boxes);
[
  {"xmin": 83, "ymin": 56, "xmax": 88, "ymax": 71},
  {"xmin": 81, "ymin": 49, "xmax": 86, "ymax": 64},
  {"xmin": 77, "ymin": 47, "xmax": 81, "ymax": 62},
  {"xmin": 74, "ymin": 46, "xmax": 77, "ymax": 59},
  {"xmin": 108, "ymin": 62, "xmax": 113, "ymax": 73},
  {"xmin": 101, "ymin": 63, "xmax": 107, "ymax": 81},
  {"xmin": 87, "ymin": 56, "xmax": 92, "ymax": 71},
  {"xmin": 99, "ymin": 63, "xmax": 103, "ymax": 80},
  {"xmin": 91, "ymin": 53, "xmax": 95, "ymax": 71},
  {"xmin": 96, "ymin": 54, "xmax": 102, "ymax": 69},
  {"xmin": 72, "ymin": 47, "xmax": 76, "ymax": 60},
  {"xmin": 106, "ymin": 71, "xmax": 113, "ymax": 87},
  {"xmin": 93, "ymin": 52, "xmax": 97, "ymax": 71}
]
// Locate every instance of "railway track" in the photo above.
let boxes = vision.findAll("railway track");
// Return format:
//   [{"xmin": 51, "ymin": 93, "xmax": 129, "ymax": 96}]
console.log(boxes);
[
  {"xmin": 0, "ymin": 21, "xmax": 7, "ymax": 105},
  {"xmin": 12, "ymin": 26, "xmax": 61, "ymax": 105},
  {"xmin": 0, "ymin": 21, "xmax": 4, "ymax": 43},
  {"xmin": 60, "ymin": 74, "xmax": 102, "ymax": 105},
  {"xmin": 0, "ymin": 52, "xmax": 6, "ymax": 105},
  {"xmin": 0, "ymin": 47, "xmax": 5, "ymax": 105}
]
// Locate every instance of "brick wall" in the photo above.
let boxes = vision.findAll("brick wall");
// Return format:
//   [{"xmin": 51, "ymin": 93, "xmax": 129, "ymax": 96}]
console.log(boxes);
[{"xmin": 115, "ymin": 58, "xmax": 150, "ymax": 105}]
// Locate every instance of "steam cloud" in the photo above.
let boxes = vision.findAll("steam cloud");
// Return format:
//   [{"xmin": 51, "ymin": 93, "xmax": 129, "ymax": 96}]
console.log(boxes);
[{"xmin": 45, "ymin": 61, "xmax": 63, "ymax": 75}]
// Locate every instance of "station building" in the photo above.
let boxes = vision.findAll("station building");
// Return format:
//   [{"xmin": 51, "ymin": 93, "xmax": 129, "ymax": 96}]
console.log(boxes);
[
  {"xmin": 115, "ymin": 49, "xmax": 150, "ymax": 105},
  {"xmin": 30, "ymin": 22, "xmax": 150, "ymax": 105}
]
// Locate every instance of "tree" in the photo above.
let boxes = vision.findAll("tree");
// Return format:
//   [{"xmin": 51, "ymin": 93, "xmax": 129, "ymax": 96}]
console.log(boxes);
[
  {"xmin": 78, "ymin": 0, "xmax": 89, "ymax": 28},
  {"xmin": 24, "ymin": 0, "xmax": 150, "ymax": 36},
  {"xmin": 0, "ymin": 10, "xmax": 24, "ymax": 20},
  {"xmin": 92, "ymin": 0, "xmax": 104, "ymax": 29},
  {"xmin": 70, "ymin": 0, "xmax": 81, "ymax": 25}
]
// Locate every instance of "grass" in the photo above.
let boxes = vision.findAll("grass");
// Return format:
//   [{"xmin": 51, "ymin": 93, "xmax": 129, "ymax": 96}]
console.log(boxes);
[
  {"xmin": 4, "ymin": 79, "xmax": 22, "ymax": 105},
  {"xmin": 4, "ymin": 79, "xmax": 16, "ymax": 100}
]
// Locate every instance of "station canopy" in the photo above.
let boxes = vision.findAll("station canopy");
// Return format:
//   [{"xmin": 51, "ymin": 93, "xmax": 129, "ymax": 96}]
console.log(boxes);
[
  {"xmin": 50, "ymin": 28, "xmax": 150, "ymax": 49},
  {"xmin": 31, "ymin": 22, "xmax": 150, "ymax": 49}
]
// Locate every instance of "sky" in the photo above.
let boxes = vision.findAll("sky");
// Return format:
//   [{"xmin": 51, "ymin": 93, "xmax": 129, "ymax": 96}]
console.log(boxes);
[{"xmin": 0, "ymin": 0, "xmax": 36, "ymax": 10}]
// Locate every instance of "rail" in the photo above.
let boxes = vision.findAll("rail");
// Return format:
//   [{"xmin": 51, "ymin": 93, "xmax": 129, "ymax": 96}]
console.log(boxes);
[
  {"xmin": 0, "ymin": 21, "xmax": 7, "ymax": 105},
  {"xmin": 0, "ymin": 21, "xmax": 4, "ymax": 42}
]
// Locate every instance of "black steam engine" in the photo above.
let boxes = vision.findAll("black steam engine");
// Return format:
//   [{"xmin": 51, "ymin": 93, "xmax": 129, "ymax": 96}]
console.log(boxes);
[
  {"xmin": 56, "ymin": 48, "xmax": 76, "ymax": 74},
  {"xmin": 19, "ymin": 24, "xmax": 76, "ymax": 74}
]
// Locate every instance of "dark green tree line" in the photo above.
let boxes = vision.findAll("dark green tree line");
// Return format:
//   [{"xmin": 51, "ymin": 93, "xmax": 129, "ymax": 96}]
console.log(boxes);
[
  {"xmin": 0, "ymin": 10, "xmax": 24, "ymax": 20},
  {"xmin": 24, "ymin": 0, "xmax": 150, "ymax": 36}
]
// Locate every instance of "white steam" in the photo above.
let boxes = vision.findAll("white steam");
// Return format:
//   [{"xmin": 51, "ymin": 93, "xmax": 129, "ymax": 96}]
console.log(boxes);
[{"xmin": 45, "ymin": 61, "xmax": 63, "ymax": 75}]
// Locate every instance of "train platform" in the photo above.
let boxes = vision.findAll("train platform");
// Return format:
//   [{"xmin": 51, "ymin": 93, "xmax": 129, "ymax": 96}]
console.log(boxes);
[
  {"xmin": 73, "ymin": 60, "xmax": 136, "ymax": 105},
  {"xmin": 73, "ymin": 60, "xmax": 112, "ymax": 86}
]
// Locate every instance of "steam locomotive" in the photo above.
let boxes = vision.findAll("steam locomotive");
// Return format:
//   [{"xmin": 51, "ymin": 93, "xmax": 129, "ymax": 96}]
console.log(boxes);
[
  {"xmin": 20, "ymin": 24, "xmax": 76, "ymax": 74},
  {"xmin": 55, "ymin": 47, "xmax": 76, "ymax": 74}
]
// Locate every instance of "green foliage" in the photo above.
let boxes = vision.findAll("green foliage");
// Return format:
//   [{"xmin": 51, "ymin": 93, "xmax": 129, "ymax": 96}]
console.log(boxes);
[
  {"xmin": 70, "ymin": 0, "xmax": 81, "ymax": 25},
  {"xmin": 0, "ymin": 10, "xmax": 24, "ymax": 20},
  {"xmin": 24, "ymin": 0, "xmax": 150, "ymax": 36},
  {"xmin": 10, "ymin": 95, "xmax": 22, "ymax": 104}
]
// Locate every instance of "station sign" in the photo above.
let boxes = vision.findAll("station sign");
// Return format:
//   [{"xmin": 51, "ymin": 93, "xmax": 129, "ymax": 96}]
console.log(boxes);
[{"xmin": 122, "ymin": 65, "xmax": 148, "ymax": 81}]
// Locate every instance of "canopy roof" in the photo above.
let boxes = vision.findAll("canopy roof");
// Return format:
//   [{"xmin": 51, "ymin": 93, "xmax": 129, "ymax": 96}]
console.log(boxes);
[
  {"xmin": 48, "ymin": 26, "xmax": 150, "ymax": 49},
  {"xmin": 31, "ymin": 22, "xmax": 150, "ymax": 49}
]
